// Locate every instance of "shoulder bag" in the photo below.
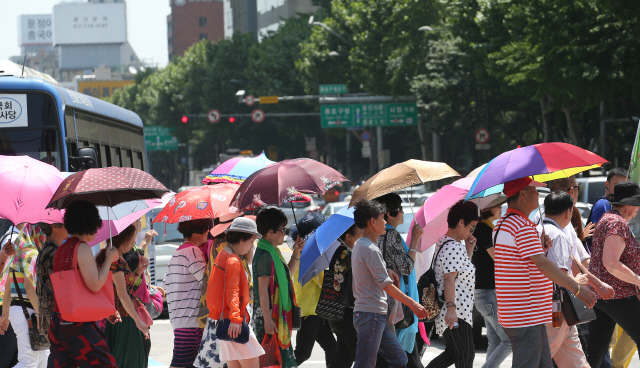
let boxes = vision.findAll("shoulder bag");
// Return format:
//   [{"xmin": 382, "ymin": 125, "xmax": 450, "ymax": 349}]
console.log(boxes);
[
  {"xmin": 50, "ymin": 239, "xmax": 116, "ymax": 322},
  {"xmin": 381, "ymin": 230, "xmax": 414, "ymax": 330},
  {"xmin": 213, "ymin": 257, "xmax": 250, "ymax": 344},
  {"xmin": 542, "ymin": 219, "xmax": 596, "ymax": 326},
  {"xmin": 12, "ymin": 270, "xmax": 50, "ymax": 351}
]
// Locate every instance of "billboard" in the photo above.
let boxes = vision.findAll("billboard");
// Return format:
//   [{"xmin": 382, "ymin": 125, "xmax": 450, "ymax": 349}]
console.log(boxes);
[
  {"xmin": 53, "ymin": 2, "xmax": 127, "ymax": 45},
  {"xmin": 78, "ymin": 80, "xmax": 134, "ymax": 99},
  {"xmin": 19, "ymin": 14, "xmax": 53, "ymax": 45}
]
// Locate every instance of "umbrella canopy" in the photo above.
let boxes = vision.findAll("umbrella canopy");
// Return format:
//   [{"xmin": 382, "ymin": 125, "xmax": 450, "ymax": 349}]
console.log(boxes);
[
  {"xmin": 203, "ymin": 152, "xmax": 275, "ymax": 185},
  {"xmin": 0, "ymin": 155, "xmax": 66, "ymax": 225},
  {"xmin": 47, "ymin": 167, "xmax": 169, "ymax": 210},
  {"xmin": 407, "ymin": 177, "xmax": 501, "ymax": 252},
  {"xmin": 88, "ymin": 199, "xmax": 162, "ymax": 246},
  {"xmin": 153, "ymin": 184, "xmax": 240, "ymax": 224},
  {"xmin": 231, "ymin": 158, "xmax": 348, "ymax": 210},
  {"xmin": 210, "ymin": 213, "xmax": 257, "ymax": 238},
  {"xmin": 299, "ymin": 205, "xmax": 355, "ymax": 285},
  {"xmin": 349, "ymin": 160, "xmax": 460, "ymax": 206},
  {"xmin": 465, "ymin": 143, "xmax": 607, "ymax": 200}
]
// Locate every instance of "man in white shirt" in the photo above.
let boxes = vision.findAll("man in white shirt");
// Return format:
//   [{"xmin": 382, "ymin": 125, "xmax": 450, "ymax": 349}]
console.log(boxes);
[{"xmin": 539, "ymin": 191, "xmax": 591, "ymax": 368}]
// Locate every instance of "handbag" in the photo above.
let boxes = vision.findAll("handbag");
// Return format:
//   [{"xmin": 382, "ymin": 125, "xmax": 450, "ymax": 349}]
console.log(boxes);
[
  {"xmin": 559, "ymin": 256, "xmax": 596, "ymax": 326},
  {"xmin": 291, "ymin": 306, "xmax": 302, "ymax": 330},
  {"xmin": 145, "ymin": 286, "xmax": 163, "ymax": 319},
  {"xmin": 417, "ymin": 239, "xmax": 453, "ymax": 322},
  {"xmin": 381, "ymin": 230, "xmax": 414, "ymax": 329},
  {"xmin": 259, "ymin": 334, "xmax": 282, "ymax": 368},
  {"xmin": 135, "ymin": 303, "xmax": 154, "ymax": 327},
  {"xmin": 213, "ymin": 258, "xmax": 250, "ymax": 344},
  {"xmin": 12, "ymin": 270, "xmax": 50, "ymax": 351},
  {"xmin": 50, "ymin": 238, "xmax": 116, "ymax": 322}
]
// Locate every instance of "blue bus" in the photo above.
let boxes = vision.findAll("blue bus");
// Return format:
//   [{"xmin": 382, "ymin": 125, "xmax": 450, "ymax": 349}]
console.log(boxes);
[{"xmin": 0, "ymin": 64, "xmax": 148, "ymax": 229}]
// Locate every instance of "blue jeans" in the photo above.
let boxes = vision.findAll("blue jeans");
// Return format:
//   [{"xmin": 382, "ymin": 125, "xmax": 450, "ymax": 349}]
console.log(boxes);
[
  {"xmin": 475, "ymin": 289, "xmax": 512, "ymax": 368},
  {"xmin": 353, "ymin": 311, "xmax": 408, "ymax": 368}
]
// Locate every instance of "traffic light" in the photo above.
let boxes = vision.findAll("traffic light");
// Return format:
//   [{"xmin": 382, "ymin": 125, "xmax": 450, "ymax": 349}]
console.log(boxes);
[
  {"xmin": 229, "ymin": 117, "xmax": 236, "ymax": 123},
  {"xmin": 181, "ymin": 116, "xmax": 188, "ymax": 124}
]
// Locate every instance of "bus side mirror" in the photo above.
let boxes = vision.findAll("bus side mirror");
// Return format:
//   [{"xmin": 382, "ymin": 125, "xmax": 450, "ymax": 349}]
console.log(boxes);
[{"xmin": 69, "ymin": 147, "xmax": 98, "ymax": 171}]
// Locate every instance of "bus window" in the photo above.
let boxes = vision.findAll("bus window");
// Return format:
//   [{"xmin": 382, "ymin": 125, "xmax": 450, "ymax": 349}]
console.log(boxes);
[
  {"xmin": 110, "ymin": 146, "xmax": 122, "ymax": 167},
  {"xmin": 100, "ymin": 144, "xmax": 110, "ymax": 167},
  {"xmin": 133, "ymin": 151, "xmax": 143, "ymax": 170},
  {"xmin": 93, "ymin": 143, "xmax": 101, "ymax": 167},
  {"xmin": 124, "ymin": 149, "xmax": 133, "ymax": 168},
  {"xmin": 64, "ymin": 108, "xmax": 76, "ymax": 144}
]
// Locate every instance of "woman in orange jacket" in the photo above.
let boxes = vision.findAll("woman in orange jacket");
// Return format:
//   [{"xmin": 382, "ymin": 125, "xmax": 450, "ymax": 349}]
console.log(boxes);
[{"xmin": 198, "ymin": 217, "xmax": 264, "ymax": 368}]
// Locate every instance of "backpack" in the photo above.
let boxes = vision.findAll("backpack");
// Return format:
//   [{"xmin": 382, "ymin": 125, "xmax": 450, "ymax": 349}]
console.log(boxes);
[{"xmin": 417, "ymin": 239, "xmax": 453, "ymax": 322}]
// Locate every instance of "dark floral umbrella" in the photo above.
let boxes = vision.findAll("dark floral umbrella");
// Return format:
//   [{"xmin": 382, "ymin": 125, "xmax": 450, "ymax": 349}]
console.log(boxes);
[
  {"xmin": 231, "ymin": 159, "xmax": 347, "ymax": 218},
  {"xmin": 47, "ymin": 167, "xmax": 169, "ymax": 209}
]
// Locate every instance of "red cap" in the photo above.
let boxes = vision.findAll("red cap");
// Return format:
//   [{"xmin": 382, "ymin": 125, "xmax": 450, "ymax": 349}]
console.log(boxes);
[{"xmin": 503, "ymin": 177, "xmax": 546, "ymax": 197}]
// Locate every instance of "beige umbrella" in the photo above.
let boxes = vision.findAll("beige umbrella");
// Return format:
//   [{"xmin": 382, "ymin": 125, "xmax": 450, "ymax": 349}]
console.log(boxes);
[
  {"xmin": 466, "ymin": 164, "xmax": 486, "ymax": 178},
  {"xmin": 349, "ymin": 159, "xmax": 460, "ymax": 206}
]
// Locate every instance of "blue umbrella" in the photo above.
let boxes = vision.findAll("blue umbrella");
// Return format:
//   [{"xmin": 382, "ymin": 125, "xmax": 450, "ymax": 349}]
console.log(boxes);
[{"xmin": 298, "ymin": 205, "xmax": 355, "ymax": 284}]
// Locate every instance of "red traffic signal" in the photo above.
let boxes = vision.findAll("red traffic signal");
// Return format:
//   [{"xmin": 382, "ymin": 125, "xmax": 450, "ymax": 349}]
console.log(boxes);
[
  {"xmin": 229, "ymin": 117, "xmax": 236, "ymax": 123},
  {"xmin": 181, "ymin": 116, "xmax": 188, "ymax": 124}
]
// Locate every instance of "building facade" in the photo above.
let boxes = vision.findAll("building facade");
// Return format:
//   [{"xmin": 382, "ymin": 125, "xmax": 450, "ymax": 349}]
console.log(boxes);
[{"xmin": 167, "ymin": 0, "xmax": 225, "ymax": 60}]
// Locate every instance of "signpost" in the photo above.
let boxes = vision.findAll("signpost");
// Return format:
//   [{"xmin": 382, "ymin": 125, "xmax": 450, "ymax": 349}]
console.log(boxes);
[
  {"xmin": 144, "ymin": 126, "xmax": 178, "ymax": 151},
  {"xmin": 474, "ymin": 128, "xmax": 491, "ymax": 150},
  {"xmin": 207, "ymin": 109, "xmax": 220, "ymax": 124},
  {"xmin": 251, "ymin": 109, "xmax": 265, "ymax": 123},
  {"xmin": 259, "ymin": 96, "xmax": 279, "ymax": 104},
  {"xmin": 319, "ymin": 84, "xmax": 347, "ymax": 94},
  {"xmin": 361, "ymin": 131, "xmax": 371, "ymax": 141},
  {"xmin": 321, "ymin": 102, "xmax": 418, "ymax": 128},
  {"xmin": 245, "ymin": 95, "xmax": 255, "ymax": 106},
  {"xmin": 305, "ymin": 137, "xmax": 317, "ymax": 152}
]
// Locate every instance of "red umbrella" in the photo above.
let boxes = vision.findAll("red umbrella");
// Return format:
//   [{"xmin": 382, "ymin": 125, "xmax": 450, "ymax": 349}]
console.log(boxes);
[
  {"xmin": 47, "ymin": 167, "xmax": 169, "ymax": 209},
  {"xmin": 152, "ymin": 184, "xmax": 240, "ymax": 224},
  {"xmin": 231, "ymin": 158, "xmax": 348, "ymax": 214}
]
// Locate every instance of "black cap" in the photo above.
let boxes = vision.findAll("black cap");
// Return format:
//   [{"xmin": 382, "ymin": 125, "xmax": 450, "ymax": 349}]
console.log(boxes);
[
  {"xmin": 610, "ymin": 181, "xmax": 640, "ymax": 206},
  {"xmin": 290, "ymin": 212, "xmax": 326, "ymax": 241}
]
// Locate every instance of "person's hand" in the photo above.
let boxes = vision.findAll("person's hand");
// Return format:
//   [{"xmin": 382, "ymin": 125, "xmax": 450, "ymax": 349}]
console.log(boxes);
[
  {"xmin": 107, "ymin": 312, "xmax": 122, "ymax": 324},
  {"xmin": 144, "ymin": 230, "xmax": 158, "ymax": 245},
  {"xmin": 410, "ymin": 301, "xmax": 428, "ymax": 320},
  {"xmin": 106, "ymin": 246, "xmax": 119, "ymax": 264},
  {"xmin": 0, "ymin": 315, "xmax": 9, "ymax": 335},
  {"xmin": 583, "ymin": 222, "xmax": 595, "ymax": 239},
  {"xmin": 465, "ymin": 234, "xmax": 477, "ymax": 250},
  {"xmin": 228, "ymin": 322, "xmax": 242, "ymax": 339},
  {"xmin": 597, "ymin": 283, "xmax": 615, "ymax": 300},
  {"xmin": 411, "ymin": 223, "xmax": 423, "ymax": 241},
  {"xmin": 136, "ymin": 255, "xmax": 149, "ymax": 275},
  {"xmin": 135, "ymin": 317, "xmax": 150, "ymax": 339},
  {"xmin": 293, "ymin": 237, "xmax": 305, "ymax": 255},
  {"xmin": 575, "ymin": 274, "xmax": 589, "ymax": 288},
  {"xmin": 542, "ymin": 234, "xmax": 552, "ymax": 251},
  {"xmin": 445, "ymin": 307, "xmax": 458, "ymax": 329},
  {"xmin": 157, "ymin": 286, "xmax": 166, "ymax": 298},
  {"xmin": 387, "ymin": 269, "xmax": 399, "ymax": 287},
  {"xmin": 576, "ymin": 285, "xmax": 596, "ymax": 309},
  {"xmin": 1, "ymin": 239, "xmax": 15, "ymax": 258},
  {"xmin": 264, "ymin": 317, "xmax": 278, "ymax": 335}
]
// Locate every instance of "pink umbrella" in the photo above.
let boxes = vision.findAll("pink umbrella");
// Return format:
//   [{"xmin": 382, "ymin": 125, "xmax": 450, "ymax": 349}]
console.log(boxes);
[
  {"xmin": 88, "ymin": 198, "xmax": 163, "ymax": 246},
  {"xmin": 0, "ymin": 155, "xmax": 66, "ymax": 225},
  {"xmin": 407, "ymin": 177, "xmax": 502, "ymax": 252}
]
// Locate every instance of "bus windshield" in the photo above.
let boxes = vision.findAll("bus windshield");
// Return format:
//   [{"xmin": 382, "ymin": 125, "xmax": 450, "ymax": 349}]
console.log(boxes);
[{"xmin": 0, "ymin": 92, "xmax": 63, "ymax": 170}]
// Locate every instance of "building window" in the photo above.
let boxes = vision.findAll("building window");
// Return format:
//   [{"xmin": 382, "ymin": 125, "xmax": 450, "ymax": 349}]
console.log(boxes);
[
  {"xmin": 199, "ymin": 33, "xmax": 208, "ymax": 40},
  {"xmin": 199, "ymin": 17, "xmax": 207, "ymax": 27}
]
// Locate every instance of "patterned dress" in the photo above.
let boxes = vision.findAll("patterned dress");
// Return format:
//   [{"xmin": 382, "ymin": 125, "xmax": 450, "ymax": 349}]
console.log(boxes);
[{"xmin": 35, "ymin": 240, "xmax": 58, "ymax": 337}]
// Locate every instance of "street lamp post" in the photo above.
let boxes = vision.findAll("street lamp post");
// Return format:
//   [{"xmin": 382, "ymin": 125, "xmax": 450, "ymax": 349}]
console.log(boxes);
[{"xmin": 308, "ymin": 16, "xmax": 355, "ymax": 47}]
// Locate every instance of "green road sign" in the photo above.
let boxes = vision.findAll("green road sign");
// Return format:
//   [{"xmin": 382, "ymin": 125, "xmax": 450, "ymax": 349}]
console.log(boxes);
[
  {"xmin": 144, "ymin": 126, "xmax": 179, "ymax": 151},
  {"xmin": 319, "ymin": 84, "xmax": 347, "ymax": 94},
  {"xmin": 321, "ymin": 102, "xmax": 418, "ymax": 128}
]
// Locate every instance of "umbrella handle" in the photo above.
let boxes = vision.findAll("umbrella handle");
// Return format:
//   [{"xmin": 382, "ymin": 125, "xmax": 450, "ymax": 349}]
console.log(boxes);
[
  {"xmin": 403, "ymin": 189, "xmax": 416, "ymax": 216},
  {"xmin": 291, "ymin": 202, "xmax": 298, "ymax": 228}
]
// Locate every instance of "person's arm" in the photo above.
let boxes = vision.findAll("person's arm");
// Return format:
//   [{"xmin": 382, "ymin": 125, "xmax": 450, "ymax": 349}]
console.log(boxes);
[
  {"xmin": 23, "ymin": 276, "xmax": 38, "ymax": 314},
  {"xmin": 0, "ymin": 278, "xmax": 11, "ymax": 334},
  {"xmin": 288, "ymin": 237, "xmax": 304, "ymax": 274},
  {"xmin": 386, "ymin": 231, "xmax": 414, "ymax": 276},
  {"xmin": 442, "ymin": 272, "xmax": 458, "ymax": 329},
  {"xmin": 383, "ymin": 283, "xmax": 427, "ymax": 319},
  {"xmin": 258, "ymin": 275, "xmax": 277, "ymax": 335},
  {"xmin": 78, "ymin": 243, "xmax": 119, "ymax": 292},
  {"xmin": 113, "ymin": 271, "xmax": 149, "ymax": 338},
  {"xmin": 0, "ymin": 238, "xmax": 15, "ymax": 266},
  {"xmin": 407, "ymin": 224, "xmax": 423, "ymax": 262},
  {"xmin": 602, "ymin": 235, "xmax": 640, "ymax": 285},
  {"xmin": 529, "ymin": 254, "xmax": 596, "ymax": 308},
  {"xmin": 139, "ymin": 230, "xmax": 158, "ymax": 251}
]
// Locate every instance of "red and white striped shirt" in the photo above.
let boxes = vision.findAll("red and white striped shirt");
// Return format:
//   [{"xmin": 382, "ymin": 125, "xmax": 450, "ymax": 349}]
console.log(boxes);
[{"xmin": 493, "ymin": 209, "xmax": 552, "ymax": 328}]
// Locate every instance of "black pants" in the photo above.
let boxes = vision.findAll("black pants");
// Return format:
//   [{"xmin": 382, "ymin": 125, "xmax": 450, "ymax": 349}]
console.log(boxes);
[
  {"xmin": 425, "ymin": 319, "xmax": 475, "ymax": 368},
  {"xmin": 586, "ymin": 296, "xmax": 640, "ymax": 368},
  {"xmin": 143, "ymin": 328, "xmax": 151, "ymax": 368},
  {"xmin": 329, "ymin": 310, "xmax": 358, "ymax": 368},
  {"xmin": 294, "ymin": 315, "xmax": 337, "ymax": 366},
  {"xmin": 0, "ymin": 315, "xmax": 18, "ymax": 368},
  {"xmin": 578, "ymin": 322, "xmax": 612, "ymax": 368}
]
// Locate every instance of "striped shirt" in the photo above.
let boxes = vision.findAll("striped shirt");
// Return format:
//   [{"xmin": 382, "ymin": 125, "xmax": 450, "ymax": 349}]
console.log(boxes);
[
  {"xmin": 164, "ymin": 243, "xmax": 206, "ymax": 329},
  {"xmin": 494, "ymin": 209, "xmax": 552, "ymax": 328}
]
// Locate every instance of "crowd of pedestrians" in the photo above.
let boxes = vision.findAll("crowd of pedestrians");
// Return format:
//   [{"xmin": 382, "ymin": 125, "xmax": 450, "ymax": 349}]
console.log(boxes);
[{"xmin": 2, "ymin": 165, "xmax": 640, "ymax": 368}]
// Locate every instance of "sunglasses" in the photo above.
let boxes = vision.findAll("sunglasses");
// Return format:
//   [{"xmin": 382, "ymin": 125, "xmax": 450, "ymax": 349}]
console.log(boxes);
[
  {"xmin": 567, "ymin": 185, "xmax": 580, "ymax": 192},
  {"xmin": 469, "ymin": 225, "xmax": 476, "ymax": 232}
]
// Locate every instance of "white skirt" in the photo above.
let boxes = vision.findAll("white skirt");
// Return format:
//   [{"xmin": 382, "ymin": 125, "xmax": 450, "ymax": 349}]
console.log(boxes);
[{"xmin": 218, "ymin": 323, "xmax": 265, "ymax": 361}]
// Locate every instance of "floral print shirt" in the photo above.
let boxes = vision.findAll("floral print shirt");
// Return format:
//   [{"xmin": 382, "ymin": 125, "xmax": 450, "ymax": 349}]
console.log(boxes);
[{"xmin": 110, "ymin": 257, "xmax": 141, "ymax": 317}]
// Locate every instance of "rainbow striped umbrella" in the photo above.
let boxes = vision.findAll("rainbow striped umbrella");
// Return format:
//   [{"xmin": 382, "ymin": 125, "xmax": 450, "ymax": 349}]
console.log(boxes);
[{"xmin": 202, "ymin": 152, "xmax": 275, "ymax": 185}]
